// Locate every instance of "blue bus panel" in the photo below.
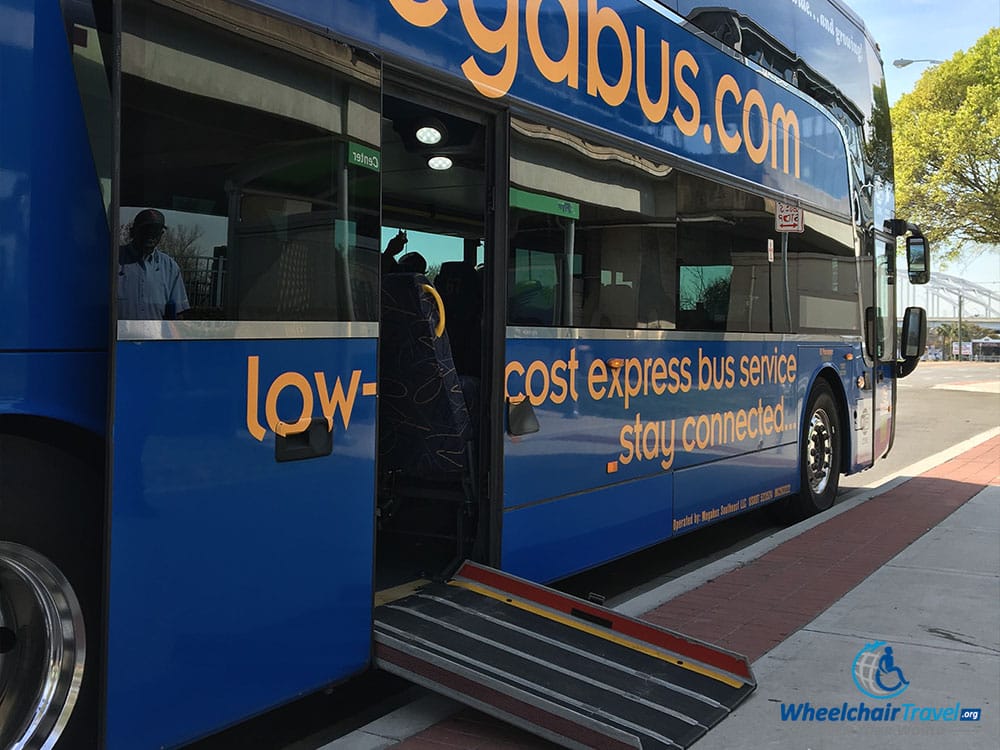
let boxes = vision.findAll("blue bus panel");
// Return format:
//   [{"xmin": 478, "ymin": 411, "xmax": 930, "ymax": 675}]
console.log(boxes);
[
  {"xmin": 0, "ymin": 0, "xmax": 109, "ymax": 425},
  {"xmin": 504, "ymin": 337, "xmax": 801, "ymax": 501},
  {"xmin": 0, "ymin": 352, "xmax": 107, "ymax": 435},
  {"xmin": 502, "ymin": 471, "xmax": 674, "ymax": 582},
  {"xmin": 502, "ymin": 336, "xmax": 860, "ymax": 580},
  {"xmin": 106, "ymin": 336, "xmax": 377, "ymax": 750},
  {"xmin": 257, "ymin": 0, "xmax": 850, "ymax": 215}
]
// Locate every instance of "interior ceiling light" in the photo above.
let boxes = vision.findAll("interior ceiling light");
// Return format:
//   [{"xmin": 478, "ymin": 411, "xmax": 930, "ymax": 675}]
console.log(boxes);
[
  {"xmin": 427, "ymin": 155, "xmax": 453, "ymax": 171},
  {"xmin": 415, "ymin": 125, "xmax": 443, "ymax": 145},
  {"xmin": 414, "ymin": 117, "xmax": 447, "ymax": 145}
]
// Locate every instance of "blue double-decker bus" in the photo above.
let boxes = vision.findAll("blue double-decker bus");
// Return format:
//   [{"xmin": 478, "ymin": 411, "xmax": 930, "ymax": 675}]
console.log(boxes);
[{"xmin": 0, "ymin": 1, "xmax": 929, "ymax": 748}]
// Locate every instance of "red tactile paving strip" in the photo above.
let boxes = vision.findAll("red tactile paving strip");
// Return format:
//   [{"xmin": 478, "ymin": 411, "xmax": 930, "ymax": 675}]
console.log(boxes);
[{"xmin": 390, "ymin": 436, "xmax": 1000, "ymax": 749}]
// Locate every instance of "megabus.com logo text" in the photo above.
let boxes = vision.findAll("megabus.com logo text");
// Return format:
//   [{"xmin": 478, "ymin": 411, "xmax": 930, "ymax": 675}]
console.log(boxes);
[{"xmin": 388, "ymin": 0, "xmax": 801, "ymax": 178}]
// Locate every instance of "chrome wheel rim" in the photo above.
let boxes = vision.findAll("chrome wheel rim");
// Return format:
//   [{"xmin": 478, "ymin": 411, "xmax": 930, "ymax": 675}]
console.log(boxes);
[
  {"xmin": 805, "ymin": 407, "xmax": 834, "ymax": 495},
  {"xmin": 0, "ymin": 543, "xmax": 85, "ymax": 750}
]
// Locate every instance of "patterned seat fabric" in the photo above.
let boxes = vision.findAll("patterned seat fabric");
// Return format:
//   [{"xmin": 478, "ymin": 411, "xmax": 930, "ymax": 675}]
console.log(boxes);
[
  {"xmin": 435, "ymin": 261, "xmax": 483, "ymax": 376},
  {"xmin": 379, "ymin": 273, "xmax": 473, "ymax": 476}
]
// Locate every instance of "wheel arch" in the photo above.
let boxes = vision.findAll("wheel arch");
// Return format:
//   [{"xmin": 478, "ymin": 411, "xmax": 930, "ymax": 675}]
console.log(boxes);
[
  {"xmin": 0, "ymin": 413, "xmax": 106, "ymax": 749},
  {"xmin": 0, "ymin": 413, "xmax": 106, "ymax": 551},
  {"xmin": 806, "ymin": 366, "xmax": 852, "ymax": 480}
]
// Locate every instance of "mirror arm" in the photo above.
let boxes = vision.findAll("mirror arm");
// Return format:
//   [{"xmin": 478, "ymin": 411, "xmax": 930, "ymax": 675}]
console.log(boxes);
[
  {"xmin": 886, "ymin": 219, "xmax": 922, "ymax": 237},
  {"xmin": 896, "ymin": 357, "xmax": 919, "ymax": 378}
]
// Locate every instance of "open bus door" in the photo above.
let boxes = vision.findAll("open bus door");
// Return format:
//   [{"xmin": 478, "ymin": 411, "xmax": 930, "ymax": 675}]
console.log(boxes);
[
  {"xmin": 869, "ymin": 223, "xmax": 929, "ymax": 462},
  {"xmin": 104, "ymin": 4, "xmax": 381, "ymax": 747},
  {"xmin": 373, "ymin": 88, "xmax": 501, "ymax": 591},
  {"xmin": 369, "ymin": 89, "xmax": 756, "ymax": 748},
  {"xmin": 869, "ymin": 233, "xmax": 896, "ymax": 460}
]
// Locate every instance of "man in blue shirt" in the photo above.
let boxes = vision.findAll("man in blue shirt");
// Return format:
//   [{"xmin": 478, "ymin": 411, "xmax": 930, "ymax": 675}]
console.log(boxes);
[{"xmin": 117, "ymin": 208, "xmax": 190, "ymax": 320}]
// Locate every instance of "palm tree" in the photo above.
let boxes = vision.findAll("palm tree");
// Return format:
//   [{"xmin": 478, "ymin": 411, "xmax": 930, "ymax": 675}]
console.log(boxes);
[{"xmin": 931, "ymin": 321, "xmax": 995, "ymax": 359}]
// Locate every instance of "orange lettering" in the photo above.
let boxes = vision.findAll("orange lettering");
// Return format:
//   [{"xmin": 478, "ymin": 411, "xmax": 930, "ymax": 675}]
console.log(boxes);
[
  {"xmin": 265, "ymin": 372, "xmax": 313, "ymax": 436},
  {"xmin": 715, "ymin": 74, "xmax": 742, "ymax": 153},
  {"xmin": 743, "ymin": 88, "xmax": 768, "ymax": 164},
  {"xmin": 526, "ymin": 0, "xmax": 578, "ymax": 88},
  {"xmin": 635, "ymin": 27, "xmax": 670, "ymax": 123},
  {"xmin": 389, "ymin": 0, "xmax": 447, "ymax": 27},
  {"xmin": 587, "ymin": 0, "xmax": 632, "ymax": 106},
  {"xmin": 672, "ymin": 49, "xmax": 700, "ymax": 136},
  {"xmin": 459, "ymin": 0, "xmax": 519, "ymax": 98}
]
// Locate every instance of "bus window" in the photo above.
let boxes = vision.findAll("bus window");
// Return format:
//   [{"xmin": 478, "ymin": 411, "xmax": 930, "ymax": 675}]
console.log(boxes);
[
  {"xmin": 65, "ymin": 0, "xmax": 113, "ymax": 216},
  {"xmin": 380, "ymin": 227, "xmax": 475, "ymax": 284},
  {"xmin": 678, "ymin": 263, "xmax": 733, "ymax": 331},
  {"xmin": 509, "ymin": 119, "xmax": 675, "ymax": 330},
  {"xmin": 673, "ymin": 172, "xmax": 858, "ymax": 334},
  {"xmin": 119, "ymin": 0, "xmax": 380, "ymax": 324},
  {"xmin": 509, "ymin": 247, "xmax": 561, "ymax": 325},
  {"xmin": 674, "ymin": 173, "xmax": 775, "ymax": 333},
  {"xmin": 509, "ymin": 121, "xmax": 816, "ymax": 334},
  {"xmin": 785, "ymin": 215, "xmax": 859, "ymax": 334}
]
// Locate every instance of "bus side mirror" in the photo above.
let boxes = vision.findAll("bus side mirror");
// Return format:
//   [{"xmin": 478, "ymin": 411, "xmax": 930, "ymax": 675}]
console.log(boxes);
[
  {"xmin": 906, "ymin": 236, "xmax": 929, "ymax": 285},
  {"xmin": 898, "ymin": 306, "xmax": 927, "ymax": 377}
]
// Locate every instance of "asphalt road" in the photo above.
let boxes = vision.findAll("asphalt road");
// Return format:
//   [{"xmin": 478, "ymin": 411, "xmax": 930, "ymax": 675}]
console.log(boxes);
[{"xmin": 840, "ymin": 360, "xmax": 1000, "ymax": 491}]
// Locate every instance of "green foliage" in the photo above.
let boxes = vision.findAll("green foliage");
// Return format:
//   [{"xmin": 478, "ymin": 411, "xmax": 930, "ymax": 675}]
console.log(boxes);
[
  {"xmin": 702, "ymin": 276, "xmax": 732, "ymax": 322},
  {"xmin": 931, "ymin": 321, "xmax": 996, "ymax": 357},
  {"xmin": 892, "ymin": 29, "xmax": 1000, "ymax": 260}
]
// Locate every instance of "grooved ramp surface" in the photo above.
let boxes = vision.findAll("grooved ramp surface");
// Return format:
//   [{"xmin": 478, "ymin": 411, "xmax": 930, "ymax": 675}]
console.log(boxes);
[{"xmin": 374, "ymin": 562, "xmax": 755, "ymax": 749}]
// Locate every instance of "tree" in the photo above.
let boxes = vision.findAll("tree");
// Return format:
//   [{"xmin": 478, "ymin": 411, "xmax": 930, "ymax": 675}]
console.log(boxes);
[
  {"xmin": 159, "ymin": 223, "xmax": 205, "ymax": 261},
  {"xmin": 892, "ymin": 29, "xmax": 1000, "ymax": 261},
  {"xmin": 930, "ymin": 321, "xmax": 996, "ymax": 359},
  {"xmin": 701, "ymin": 276, "xmax": 731, "ymax": 323}
]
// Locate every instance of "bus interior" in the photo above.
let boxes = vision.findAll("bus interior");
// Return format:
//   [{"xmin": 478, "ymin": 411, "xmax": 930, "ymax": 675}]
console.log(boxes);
[{"xmin": 374, "ymin": 93, "xmax": 491, "ymax": 592}]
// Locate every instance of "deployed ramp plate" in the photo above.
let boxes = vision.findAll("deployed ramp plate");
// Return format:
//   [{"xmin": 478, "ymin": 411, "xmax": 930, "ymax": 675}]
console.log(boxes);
[{"xmin": 374, "ymin": 561, "xmax": 755, "ymax": 749}]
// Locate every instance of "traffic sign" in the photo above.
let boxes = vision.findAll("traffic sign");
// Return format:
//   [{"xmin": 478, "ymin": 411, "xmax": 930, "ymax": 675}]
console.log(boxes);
[{"xmin": 776, "ymin": 202, "xmax": 805, "ymax": 233}]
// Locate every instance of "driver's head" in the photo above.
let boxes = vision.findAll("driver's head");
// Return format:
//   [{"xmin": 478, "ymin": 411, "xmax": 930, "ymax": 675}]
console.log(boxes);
[{"xmin": 131, "ymin": 209, "xmax": 166, "ymax": 254}]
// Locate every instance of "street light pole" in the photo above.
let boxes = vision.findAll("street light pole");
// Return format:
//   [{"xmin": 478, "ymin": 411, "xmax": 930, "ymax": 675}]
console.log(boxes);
[
  {"xmin": 892, "ymin": 58, "xmax": 945, "ymax": 68},
  {"xmin": 958, "ymin": 293, "xmax": 963, "ymax": 361}
]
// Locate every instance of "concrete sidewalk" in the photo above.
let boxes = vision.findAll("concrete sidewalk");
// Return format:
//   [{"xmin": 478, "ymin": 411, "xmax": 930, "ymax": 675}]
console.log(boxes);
[
  {"xmin": 332, "ymin": 434, "xmax": 1000, "ymax": 750},
  {"xmin": 694, "ymin": 482, "xmax": 999, "ymax": 750}
]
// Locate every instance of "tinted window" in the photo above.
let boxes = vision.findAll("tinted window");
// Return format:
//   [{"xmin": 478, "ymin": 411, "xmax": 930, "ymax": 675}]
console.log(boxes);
[
  {"xmin": 509, "ymin": 121, "xmax": 676, "ymax": 329},
  {"xmin": 119, "ymin": 0, "xmax": 380, "ymax": 322},
  {"xmin": 510, "ymin": 121, "xmax": 794, "ymax": 333}
]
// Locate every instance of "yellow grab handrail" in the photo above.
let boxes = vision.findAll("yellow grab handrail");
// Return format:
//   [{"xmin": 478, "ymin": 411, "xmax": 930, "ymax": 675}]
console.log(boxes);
[{"xmin": 421, "ymin": 283, "xmax": 446, "ymax": 338}]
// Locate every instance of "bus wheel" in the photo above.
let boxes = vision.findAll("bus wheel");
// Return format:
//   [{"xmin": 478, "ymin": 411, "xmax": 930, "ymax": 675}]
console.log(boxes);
[
  {"xmin": 798, "ymin": 381, "xmax": 841, "ymax": 516},
  {"xmin": 771, "ymin": 380, "xmax": 842, "ymax": 524},
  {"xmin": 0, "ymin": 542, "xmax": 86, "ymax": 750}
]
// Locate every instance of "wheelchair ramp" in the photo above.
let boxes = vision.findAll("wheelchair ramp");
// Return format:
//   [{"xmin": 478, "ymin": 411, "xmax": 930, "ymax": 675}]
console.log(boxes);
[{"xmin": 373, "ymin": 561, "xmax": 755, "ymax": 749}]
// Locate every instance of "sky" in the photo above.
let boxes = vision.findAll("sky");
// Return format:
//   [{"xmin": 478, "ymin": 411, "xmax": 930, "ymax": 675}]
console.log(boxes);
[
  {"xmin": 846, "ymin": 0, "xmax": 999, "ymax": 105},
  {"xmin": 847, "ymin": 0, "xmax": 1000, "ymax": 290}
]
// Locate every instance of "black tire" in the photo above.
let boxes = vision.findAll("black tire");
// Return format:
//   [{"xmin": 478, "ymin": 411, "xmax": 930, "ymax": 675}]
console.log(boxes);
[
  {"xmin": 0, "ymin": 428, "xmax": 103, "ymax": 749},
  {"xmin": 772, "ymin": 380, "xmax": 842, "ymax": 523}
]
